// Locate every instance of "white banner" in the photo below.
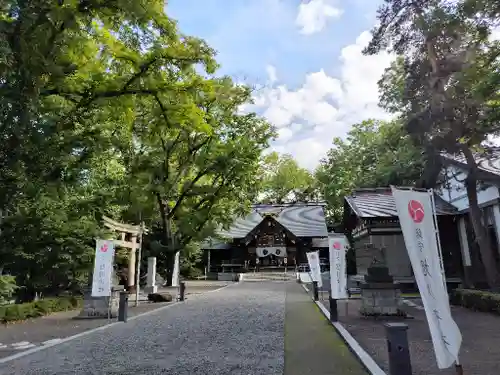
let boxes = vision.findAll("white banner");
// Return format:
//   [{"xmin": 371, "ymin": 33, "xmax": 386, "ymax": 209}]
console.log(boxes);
[
  {"xmin": 329, "ymin": 236, "xmax": 348, "ymax": 299},
  {"xmin": 256, "ymin": 247, "xmax": 287, "ymax": 257},
  {"xmin": 391, "ymin": 187, "xmax": 462, "ymax": 369},
  {"xmin": 91, "ymin": 239, "xmax": 115, "ymax": 297},
  {"xmin": 306, "ymin": 251, "xmax": 322, "ymax": 287}
]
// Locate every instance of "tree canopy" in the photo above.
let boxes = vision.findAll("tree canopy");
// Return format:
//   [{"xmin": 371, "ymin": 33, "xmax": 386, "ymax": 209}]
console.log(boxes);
[
  {"xmin": 364, "ymin": 0, "xmax": 500, "ymax": 289},
  {"xmin": 0, "ymin": 1, "xmax": 275, "ymax": 296},
  {"xmin": 316, "ymin": 119, "xmax": 424, "ymax": 223},
  {"xmin": 258, "ymin": 152, "xmax": 318, "ymax": 204}
]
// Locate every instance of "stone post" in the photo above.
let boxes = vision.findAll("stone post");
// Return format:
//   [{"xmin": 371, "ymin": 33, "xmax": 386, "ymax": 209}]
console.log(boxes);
[
  {"xmin": 385, "ymin": 323, "xmax": 412, "ymax": 375},
  {"xmin": 127, "ymin": 235, "xmax": 137, "ymax": 293},
  {"xmin": 146, "ymin": 257, "xmax": 158, "ymax": 294},
  {"xmin": 118, "ymin": 291, "xmax": 128, "ymax": 322},
  {"xmin": 172, "ymin": 251, "xmax": 180, "ymax": 287},
  {"xmin": 329, "ymin": 296, "xmax": 338, "ymax": 322}
]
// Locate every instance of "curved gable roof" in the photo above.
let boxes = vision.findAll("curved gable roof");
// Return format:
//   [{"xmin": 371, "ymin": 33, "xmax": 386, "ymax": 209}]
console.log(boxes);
[{"xmin": 218, "ymin": 203, "xmax": 328, "ymax": 239}]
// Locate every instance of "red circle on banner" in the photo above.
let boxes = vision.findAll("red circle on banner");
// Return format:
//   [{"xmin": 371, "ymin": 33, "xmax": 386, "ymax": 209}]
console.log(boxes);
[
  {"xmin": 333, "ymin": 242, "xmax": 341, "ymax": 250},
  {"xmin": 100, "ymin": 243, "xmax": 109, "ymax": 252},
  {"xmin": 408, "ymin": 200, "xmax": 425, "ymax": 223}
]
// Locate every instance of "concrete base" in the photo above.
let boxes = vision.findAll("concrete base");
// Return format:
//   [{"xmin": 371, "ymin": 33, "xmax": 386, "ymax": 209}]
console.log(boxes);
[
  {"xmin": 75, "ymin": 287, "xmax": 122, "ymax": 319},
  {"xmin": 359, "ymin": 283, "xmax": 406, "ymax": 316}
]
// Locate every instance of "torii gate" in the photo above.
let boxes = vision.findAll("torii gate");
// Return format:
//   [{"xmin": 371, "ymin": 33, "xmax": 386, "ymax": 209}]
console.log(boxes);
[{"xmin": 102, "ymin": 216, "xmax": 146, "ymax": 294}]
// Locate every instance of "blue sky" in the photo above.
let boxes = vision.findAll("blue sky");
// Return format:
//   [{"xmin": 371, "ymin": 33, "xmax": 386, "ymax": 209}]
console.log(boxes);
[{"xmin": 167, "ymin": 0, "xmax": 393, "ymax": 170}]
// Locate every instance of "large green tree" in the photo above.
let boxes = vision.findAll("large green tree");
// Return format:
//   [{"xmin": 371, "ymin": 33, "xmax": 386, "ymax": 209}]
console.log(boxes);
[
  {"xmin": 0, "ymin": 1, "xmax": 274, "ymax": 294},
  {"xmin": 365, "ymin": 0, "xmax": 500, "ymax": 288},
  {"xmin": 122, "ymin": 77, "xmax": 274, "ymax": 284},
  {"xmin": 316, "ymin": 119, "xmax": 424, "ymax": 223},
  {"xmin": 258, "ymin": 152, "xmax": 318, "ymax": 204}
]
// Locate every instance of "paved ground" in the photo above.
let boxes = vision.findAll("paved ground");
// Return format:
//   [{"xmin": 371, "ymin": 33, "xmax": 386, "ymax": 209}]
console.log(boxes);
[
  {"xmin": 0, "ymin": 281, "xmax": 369, "ymax": 375},
  {"xmin": 284, "ymin": 283, "xmax": 367, "ymax": 375},
  {"xmin": 0, "ymin": 284, "xmax": 225, "ymax": 358},
  {"xmin": 0, "ymin": 282, "xmax": 285, "ymax": 375},
  {"xmin": 316, "ymin": 293, "xmax": 500, "ymax": 375}
]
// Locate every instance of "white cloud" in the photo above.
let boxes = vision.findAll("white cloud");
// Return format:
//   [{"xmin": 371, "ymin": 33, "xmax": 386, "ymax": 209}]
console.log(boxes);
[
  {"xmin": 247, "ymin": 31, "xmax": 395, "ymax": 170},
  {"xmin": 266, "ymin": 65, "xmax": 278, "ymax": 83},
  {"xmin": 277, "ymin": 127, "xmax": 294, "ymax": 142},
  {"xmin": 296, "ymin": 0, "xmax": 343, "ymax": 35}
]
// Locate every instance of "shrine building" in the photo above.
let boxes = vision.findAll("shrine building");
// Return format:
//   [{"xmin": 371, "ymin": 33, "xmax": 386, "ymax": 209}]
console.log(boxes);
[{"xmin": 201, "ymin": 202, "xmax": 329, "ymax": 279}]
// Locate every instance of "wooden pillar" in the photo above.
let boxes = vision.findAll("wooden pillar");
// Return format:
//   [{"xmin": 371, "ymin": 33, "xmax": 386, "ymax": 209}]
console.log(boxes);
[
  {"xmin": 128, "ymin": 235, "xmax": 137, "ymax": 293},
  {"xmin": 457, "ymin": 217, "xmax": 472, "ymax": 287},
  {"xmin": 490, "ymin": 204, "xmax": 500, "ymax": 257}
]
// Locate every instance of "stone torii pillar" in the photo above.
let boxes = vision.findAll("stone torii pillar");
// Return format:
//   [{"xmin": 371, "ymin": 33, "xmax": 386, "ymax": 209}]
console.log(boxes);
[{"xmin": 103, "ymin": 216, "xmax": 144, "ymax": 293}]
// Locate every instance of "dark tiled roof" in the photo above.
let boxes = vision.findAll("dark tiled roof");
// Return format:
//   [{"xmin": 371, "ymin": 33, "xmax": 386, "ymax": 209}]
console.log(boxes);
[
  {"xmin": 200, "ymin": 237, "xmax": 232, "ymax": 250},
  {"xmin": 217, "ymin": 203, "xmax": 328, "ymax": 239},
  {"xmin": 345, "ymin": 188, "xmax": 458, "ymax": 219},
  {"xmin": 442, "ymin": 148, "xmax": 500, "ymax": 177}
]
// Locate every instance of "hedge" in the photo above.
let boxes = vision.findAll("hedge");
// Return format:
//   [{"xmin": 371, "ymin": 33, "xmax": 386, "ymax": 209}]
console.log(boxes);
[
  {"xmin": 450, "ymin": 288, "xmax": 500, "ymax": 315},
  {"xmin": 0, "ymin": 296, "xmax": 83, "ymax": 324}
]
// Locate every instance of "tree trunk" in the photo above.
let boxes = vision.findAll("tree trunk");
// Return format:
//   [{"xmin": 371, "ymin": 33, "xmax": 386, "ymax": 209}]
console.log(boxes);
[
  {"xmin": 416, "ymin": 146, "xmax": 442, "ymax": 189},
  {"xmin": 156, "ymin": 193, "xmax": 175, "ymax": 286},
  {"xmin": 465, "ymin": 172, "xmax": 500, "ymax": 290}
]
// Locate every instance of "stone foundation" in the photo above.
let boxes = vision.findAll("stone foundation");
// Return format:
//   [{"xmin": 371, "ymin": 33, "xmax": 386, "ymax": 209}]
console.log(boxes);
[
  {"xmin": 75, "ymin": 286, "xmax": 123, "ymax": 319},
  {"xmin": 360, "ymin": 282, "xmax": 406, "ymax": 316},
  {"xmin": 358, "ymin": 246, "xmax": 406, "ymax": 317}
]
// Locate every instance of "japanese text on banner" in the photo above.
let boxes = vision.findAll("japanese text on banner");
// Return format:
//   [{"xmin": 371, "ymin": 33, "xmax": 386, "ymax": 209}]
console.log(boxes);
[
  {"xmin": 91, "ymin": 240, "xmax": 115, "ymax": 297},
  {"xmin": 306, "ymin": 251, "xmax": 322, "ymax": 288},
  {"xmin": 328, "ymin": 236, "xmax": 347, "ymax": 299},
  {"xmin": 391, "ymin": 187, "xmax": 461, "ymax": 369}
]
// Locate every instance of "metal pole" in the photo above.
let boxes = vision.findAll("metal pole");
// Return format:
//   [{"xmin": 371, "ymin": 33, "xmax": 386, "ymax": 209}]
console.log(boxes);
[
  {"xmin": 429, "ymin": 189, "xmax": 463, "ymax": 370},
  {"xmin": 135, "ymin": 221, "xmax": 144, "ymax": 307},
  {"xmin": 428, "ymin": 189, "xmax": 447, "ymax": 290},
  {"xmin": 312, "ymin": 281, "xmax": 319, "ymax": 301}
]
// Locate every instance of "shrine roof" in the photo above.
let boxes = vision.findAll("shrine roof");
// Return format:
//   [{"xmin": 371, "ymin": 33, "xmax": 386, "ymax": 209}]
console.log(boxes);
[
  {"xmin": 344, "ymin": 188, "xmax": 458, "ymax": 219},
  {"xmin": 441, "ymin": 148, "xmax": 500, "ymax": 178},
  {"xmin": 216, "ymin": 202, "xmax": 329, "ymax": 239}
]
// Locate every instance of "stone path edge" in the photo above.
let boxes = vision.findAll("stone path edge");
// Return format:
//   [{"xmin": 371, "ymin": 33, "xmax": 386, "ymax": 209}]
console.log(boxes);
[
  {"xmin": 0, "ymin": 283, "xmax": 236, "ymax": 366},
  {"xmin": 301, "ymin": 284, "xmax": 387, "ymax": 375}
]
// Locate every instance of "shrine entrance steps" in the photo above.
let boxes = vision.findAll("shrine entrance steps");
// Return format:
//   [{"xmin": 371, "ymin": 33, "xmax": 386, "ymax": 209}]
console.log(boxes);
[{"xmin": 241, "ymin": 271, "xmax": 295, "ymax": 282}]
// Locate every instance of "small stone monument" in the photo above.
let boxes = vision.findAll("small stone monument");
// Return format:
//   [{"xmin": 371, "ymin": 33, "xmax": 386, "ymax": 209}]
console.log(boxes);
[
  {"xmin": 359, "ymin": 244, "xmax": 406, "ymax": 317},
  {"xmin": 145, "ymin": 257, "xmax": 158, "ymax": 294}
]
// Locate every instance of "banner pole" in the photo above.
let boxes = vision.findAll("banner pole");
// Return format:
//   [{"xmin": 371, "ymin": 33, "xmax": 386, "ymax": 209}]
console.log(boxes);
[
  {"xmin": 429, "ymin": 189, "xmax": 463, "ymax": 372},
  {"xmin": 428, "ymin": 189, "xmax": 447, "ymax": 290}
]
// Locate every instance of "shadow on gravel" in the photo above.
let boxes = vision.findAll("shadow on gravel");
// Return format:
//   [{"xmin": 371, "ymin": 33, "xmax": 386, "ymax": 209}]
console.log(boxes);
[{"xmin": 284, "ymin": 283, "xmax": 368, "ymax": 375}]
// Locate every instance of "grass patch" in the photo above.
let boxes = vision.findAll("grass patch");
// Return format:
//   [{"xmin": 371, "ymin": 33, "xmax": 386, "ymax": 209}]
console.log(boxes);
[{"xmin": 285, "ymin": 285, "xmax": 368, "ymax": 375}]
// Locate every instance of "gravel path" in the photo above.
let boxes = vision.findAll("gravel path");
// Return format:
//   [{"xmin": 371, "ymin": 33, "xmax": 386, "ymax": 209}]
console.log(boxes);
[
  {"xmin": 0, "ymin": 285, "xmax": 226, "ymax": 359},
  {"xmin": 0, "ymin": 282, "xmax": 286, "ymax": 375}
]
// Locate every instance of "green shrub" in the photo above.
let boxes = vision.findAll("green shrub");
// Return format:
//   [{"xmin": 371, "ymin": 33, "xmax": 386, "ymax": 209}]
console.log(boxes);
[
  {"xmin": 0, "ymin": 296, "xmax": 83, "ymax": 324},
  {"xmin": 0, "ymin": 275, "xmax": 18, "ymax": 304},
  {"xmin": 450, "ymin": 288, "xmax": 500, "ymax": 315}
]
